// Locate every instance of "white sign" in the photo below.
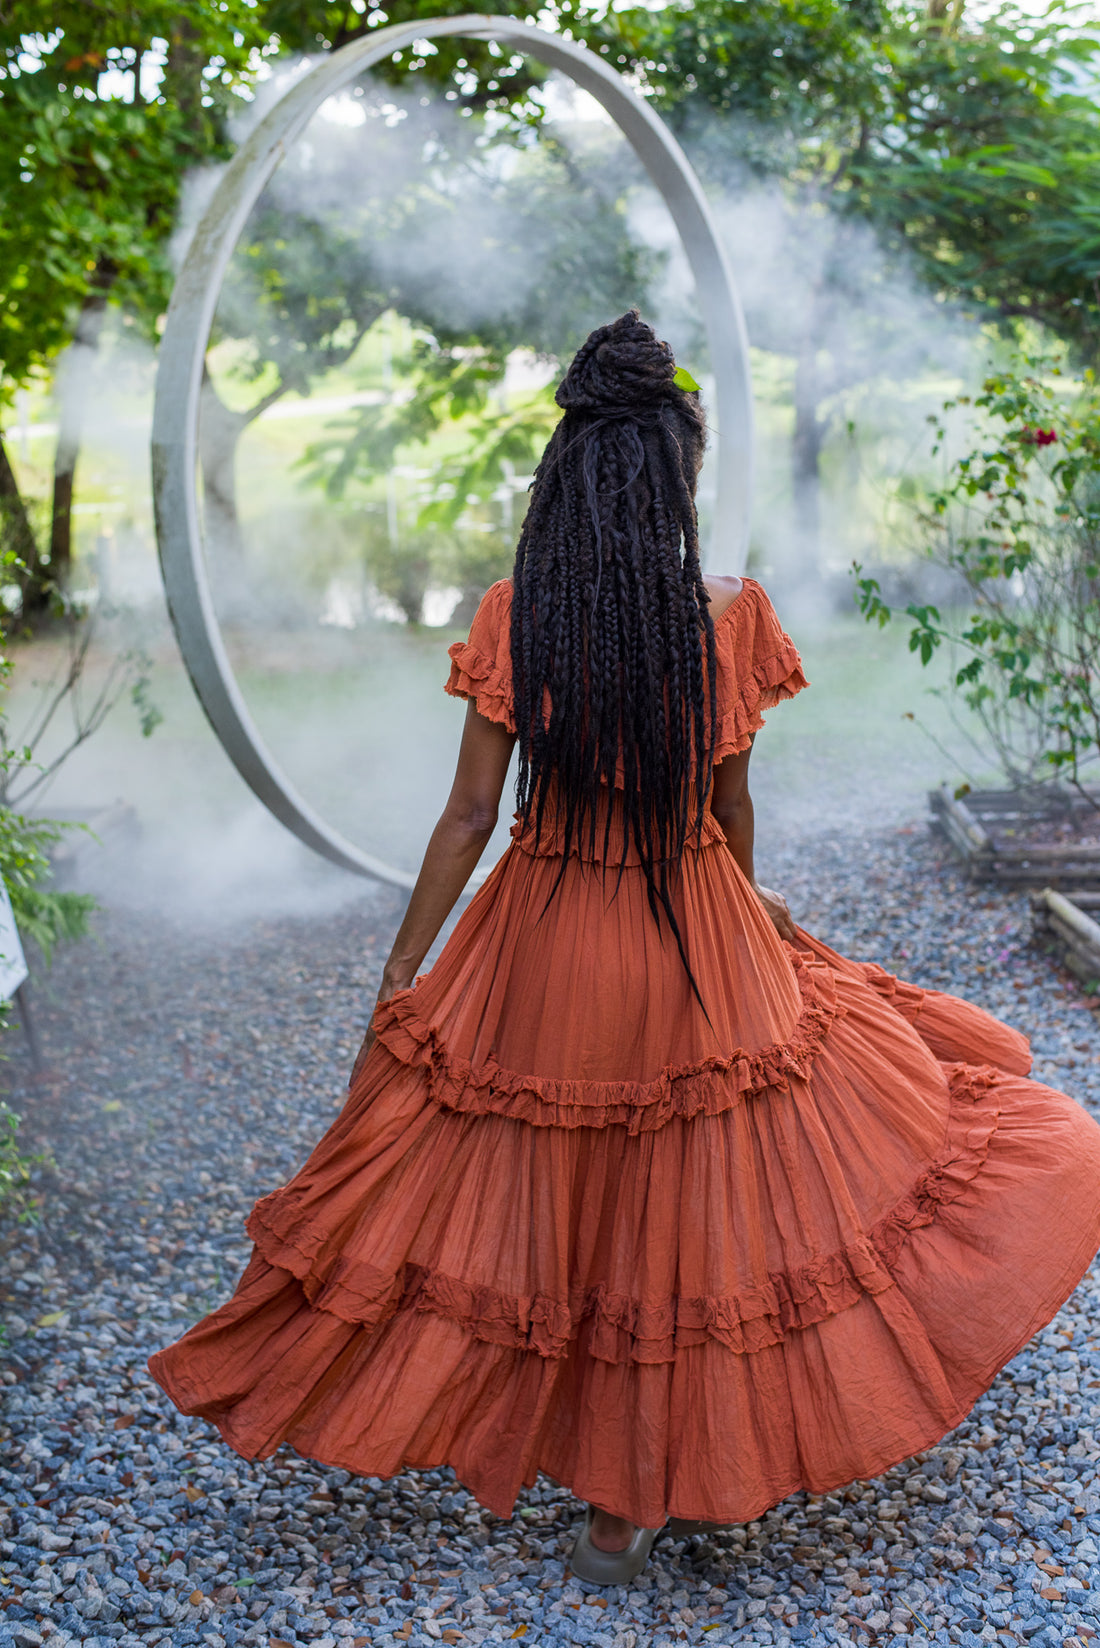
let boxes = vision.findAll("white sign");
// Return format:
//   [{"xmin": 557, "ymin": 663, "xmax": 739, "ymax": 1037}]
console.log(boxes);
[{"xmin": 0, "ymin": 880, "xmax": 28, "ymax": 1000}]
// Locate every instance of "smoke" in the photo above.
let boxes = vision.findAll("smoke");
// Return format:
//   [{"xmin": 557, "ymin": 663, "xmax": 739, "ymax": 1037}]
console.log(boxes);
[
  {"xmin": 631, "ymin": 166, "xmax": 977, "ymax": 613},
  {"xmin": 19, "ymin": 64, "xmax": 992, "ymax": 927}
]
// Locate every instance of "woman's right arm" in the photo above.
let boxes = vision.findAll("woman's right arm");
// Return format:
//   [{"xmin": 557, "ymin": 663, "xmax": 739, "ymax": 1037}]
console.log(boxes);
[
  {"xmin": 708, "ymin": 739, "xmax": 795, "ymax": 940},
  {"xmin": 348, "ymin": 699, "xmax": 516, "ymax": 1086}
]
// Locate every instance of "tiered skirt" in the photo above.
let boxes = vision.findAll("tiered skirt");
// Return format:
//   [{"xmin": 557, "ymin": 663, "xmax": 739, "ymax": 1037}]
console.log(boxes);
[{"xmin": 148, "ymin": 831, "xmax": 1100, "ymax": 1527}]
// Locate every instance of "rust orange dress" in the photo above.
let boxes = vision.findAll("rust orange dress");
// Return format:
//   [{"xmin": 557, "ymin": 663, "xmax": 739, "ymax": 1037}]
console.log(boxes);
[{"xmin": 148, "ymin": 577, "xmax": 1100, "ymax": 1527}]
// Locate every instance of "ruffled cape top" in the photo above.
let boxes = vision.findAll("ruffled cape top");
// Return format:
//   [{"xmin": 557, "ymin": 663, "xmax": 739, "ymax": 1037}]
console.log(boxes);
[{"xmin": 444, "ymin": 575, "xmax": 809, "ymax": 768}]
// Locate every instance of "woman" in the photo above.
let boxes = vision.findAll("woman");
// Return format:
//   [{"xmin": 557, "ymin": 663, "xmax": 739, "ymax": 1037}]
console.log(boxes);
[{"xmin": 149, "ymin": 311, "xmax": 1100, "ymax": 1585}]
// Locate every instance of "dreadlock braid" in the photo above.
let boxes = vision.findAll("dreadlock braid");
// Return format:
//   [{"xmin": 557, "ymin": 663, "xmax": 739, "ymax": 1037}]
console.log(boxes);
[{"xmin": 510, "ymin": 310, "xmax": 717, "ymax": 1002}]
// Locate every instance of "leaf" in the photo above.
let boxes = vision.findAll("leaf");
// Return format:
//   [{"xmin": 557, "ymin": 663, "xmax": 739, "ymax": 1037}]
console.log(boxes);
[
  {"xmin": 101, "ymin": 1100, "xmax": 122, "ymax": 1113},
  {"xmin": 183, "ymin": 1484, "xmax": 204, "ymax": 1502},
  {"xmin": 511, "ymin": 1628, "xmax": 528, "ymax": 1639},
  {"xmin": 36, "ymin": 1309, "xmax": 67, "ymax": 1327},
  {"xmin": 672, "ymin": 365, "xmax": 701, "ymax": 392},
  {"xmin": 113, "ymin": 1412, "xmax": 136, "ymax": 1429}
]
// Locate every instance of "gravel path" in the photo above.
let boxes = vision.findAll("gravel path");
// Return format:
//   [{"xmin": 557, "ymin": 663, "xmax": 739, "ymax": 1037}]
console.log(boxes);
[{"xmin": 2, "ymin": 823, "xmax": 1099, "ymax": 1648}]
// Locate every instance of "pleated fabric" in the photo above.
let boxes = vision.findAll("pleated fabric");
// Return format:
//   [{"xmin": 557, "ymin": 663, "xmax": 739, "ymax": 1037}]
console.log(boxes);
[{"xmin": 148, "ymin": 579, "xmax": 1100, "ymax": 1527}]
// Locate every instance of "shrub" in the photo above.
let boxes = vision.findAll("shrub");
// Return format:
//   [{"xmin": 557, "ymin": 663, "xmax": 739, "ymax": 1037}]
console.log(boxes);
[
  {"xmin": 0, "ymin": 1096, "xmax": 49, "ymax": 1223},
  {"xmin": 855, "ymin": 354, "xmax": 1100, "ymax": 800}
]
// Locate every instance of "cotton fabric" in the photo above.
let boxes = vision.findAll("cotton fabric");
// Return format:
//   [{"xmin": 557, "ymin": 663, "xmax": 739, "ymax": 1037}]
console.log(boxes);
[{"xmin": 148, "ymin": 578, "xmax": 1100, "ymax": 1527}]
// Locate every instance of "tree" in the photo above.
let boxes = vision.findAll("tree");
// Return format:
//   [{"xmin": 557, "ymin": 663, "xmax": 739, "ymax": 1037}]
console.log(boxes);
[
  {"xmin": 609, "ymin": 0, "xmax": 1100, "ymax": 571},
  {"xmin": 851, "ymin": 5, "xmax": 1100, "ymax": 356},
  {"xmin": 291, "ymin": 114, "xmax": 653, "ymax": 614},
  {"xmin": 0, "ymin": 3, "xmax": 260, "ymax": 607},
  {"xmin": 0, "ymin": 0, "xmax": 559, "ymax": 611}
]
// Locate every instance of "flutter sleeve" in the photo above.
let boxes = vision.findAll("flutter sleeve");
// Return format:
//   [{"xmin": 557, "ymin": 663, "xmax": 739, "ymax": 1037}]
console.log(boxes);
[
  {"xmin": 444, "ymin": 579, "xmax": 516, "ymax": 733},
  {"xmin": 712, "ymin": 582, "xmax": 809, "ymax": 762}
]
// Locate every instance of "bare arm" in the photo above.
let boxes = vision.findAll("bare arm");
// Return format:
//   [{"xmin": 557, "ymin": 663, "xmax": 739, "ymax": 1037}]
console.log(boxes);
[
  {"xmin": 709, "ymin": 738, "xmax": 795, "ymax": 940},
  {"xmin": 350, "ymin": 699, "xmax": 516, "ymax": 1083}
]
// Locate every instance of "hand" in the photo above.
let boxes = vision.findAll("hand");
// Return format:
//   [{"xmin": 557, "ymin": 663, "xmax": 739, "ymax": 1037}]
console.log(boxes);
[
  {"xmin": 753, "ymin": 882, "xmax": 796, "ymax": 942},
  {"xmin": 348, "ymin": 967, "xmax": 415, "ymax": 1090}
]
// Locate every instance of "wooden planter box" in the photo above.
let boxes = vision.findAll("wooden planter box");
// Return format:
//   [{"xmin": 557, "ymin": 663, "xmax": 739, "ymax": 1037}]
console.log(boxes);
[
  {"xmin": 1031, "ymin": 888, "xmax": 1100, "ymax": 992},
  {"xmin": 929, "ymin": 784, "xmax": 1100, "ymax": 887}
]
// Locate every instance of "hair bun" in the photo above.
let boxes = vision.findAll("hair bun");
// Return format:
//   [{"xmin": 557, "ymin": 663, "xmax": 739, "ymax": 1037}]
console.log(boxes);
[{"xmin": 555, "ymin": 310, "xmax": 677, "ymax": 415}]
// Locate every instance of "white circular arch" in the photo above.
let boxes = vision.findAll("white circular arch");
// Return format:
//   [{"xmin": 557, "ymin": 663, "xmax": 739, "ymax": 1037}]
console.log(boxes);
[{"xmin": 151, "ymin": 14, "xmax": 753, "ymax": 887}]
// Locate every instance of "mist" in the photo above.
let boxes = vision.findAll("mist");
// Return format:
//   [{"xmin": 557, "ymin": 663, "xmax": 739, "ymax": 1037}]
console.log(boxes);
[{"xmin": 19, "ymin": 65, "xmax": 994, "ymax": 924}]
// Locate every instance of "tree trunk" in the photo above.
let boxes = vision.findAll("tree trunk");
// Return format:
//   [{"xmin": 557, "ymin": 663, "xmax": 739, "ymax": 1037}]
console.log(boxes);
[
  {"xmin": 791, "ymin": 339, "xmax": 827, "ymax": 582},
  {"xmin": 164, "ymin": 15, "xmax": 207, "ymax": 144},
  {"xmin": 198, "ymin": 372, "xmax": 252, "ymax": 565},
  {"xmin": 926, "ymin": 0, "xmax": 965, "ymax": 29},
  {"xmin": 0, "ymin": 431, "xmax": 42, "ymax": 609},
  {"xmin": 197, "ymin": 370, "xmax": 293, "ymax": 569},
  {"xmin": 49, "ymin": 279, "xmax": 112, "ymax": 587}
]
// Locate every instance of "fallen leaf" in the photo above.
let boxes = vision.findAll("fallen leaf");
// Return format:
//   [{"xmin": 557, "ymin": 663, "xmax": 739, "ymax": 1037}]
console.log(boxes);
[
  {"xmin": 189, "ymin": 1590, "xmax": 204, "ymax": 1606},
  {"xmin": 102, "ymin": 1100, "xmax": 122, "ymax": 1112},
  {"xmin": 395, "ymin": 1625, "xmax": 413, "ymax": 1642},
  {"xmin": 113, "ymin": 1413, "xmax": 135, "ymax": 1429},
  {"xmin": 36, "ymin": 1310, "xmax": 67, "ymax": 1328},
  {"xmin": 1040, "ymin": 1588, "xmax": 1062, "ymax": 1600},
  {"xmin": 183, "ymin": 1485, "xmax": 204, "ymax": 1502},
  {"xmin": 511, "ymin": 1629, "xmax": 527, "ymax": 1639},
  {"xmin": 271, "ymin": 1640, "xmax": 294, "ymax": 1648}
]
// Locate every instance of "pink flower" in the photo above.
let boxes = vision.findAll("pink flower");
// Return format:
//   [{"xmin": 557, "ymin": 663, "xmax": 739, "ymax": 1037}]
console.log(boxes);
[{"xmin": 1020, "ymin": 425, "xmax": 1057, "ymax": 447}]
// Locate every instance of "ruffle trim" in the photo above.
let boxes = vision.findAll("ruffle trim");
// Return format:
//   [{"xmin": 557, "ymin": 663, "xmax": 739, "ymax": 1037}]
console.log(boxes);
[
  {"xmin": 712, "ymin": 638, "xmax": 809, "ymax": 764},
  {"xmin": 371, "ymin": 951, "xmax": 844, "ymax": 1133},
  {"xmin": 855, "ymin": 961, "xmax": 927, "ymax": 1021},
  {"xmin": 444, "ymin": 588, "xmax": 810, "ymax": 769},
  {"xmin": 445, "ymin": 639, "xmax": 516, "ymax": 734},
  {"xmin": 244, "ymin": 1061, "xmax": 1003, "ymax": 1363}
]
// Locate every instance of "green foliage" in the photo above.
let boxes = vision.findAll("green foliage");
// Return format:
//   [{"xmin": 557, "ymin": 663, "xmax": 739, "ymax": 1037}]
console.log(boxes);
[
  {"xmin": 854, "ymin": 354, "xmax": 1100, "ymax": 794},
  {"xmin": 0, "ymin": 1097, "xmax": 49, "ymax": 1223},
  {"xmin": 0, "ymin": 803, "xmax": 94, "ymax": 963},
  {"xmin": 612, "ymin": 0, "xmax": 886, "ymax": 153},
  {"xmin": 618, "ymin": 1, "xmax": 1100, "ymax": 357},
  {"xmin": 0, "ymin": 3, "xmax": 263, "ymax": 395},
  {"xmin": 850, "ymin": 6, "xmax": 1100, "ymax": 357}
]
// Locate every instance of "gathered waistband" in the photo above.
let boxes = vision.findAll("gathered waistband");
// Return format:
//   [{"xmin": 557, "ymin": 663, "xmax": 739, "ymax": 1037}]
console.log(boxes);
[{"xmin": 508, "ymin": 784, "xmax": 727, "ymax": 865}]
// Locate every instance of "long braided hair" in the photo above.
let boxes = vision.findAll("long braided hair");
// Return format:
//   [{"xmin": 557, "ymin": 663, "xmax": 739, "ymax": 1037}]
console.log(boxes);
[{"xmin": 510, "ymin": 310, "xmax": 717, "ymax": 996}]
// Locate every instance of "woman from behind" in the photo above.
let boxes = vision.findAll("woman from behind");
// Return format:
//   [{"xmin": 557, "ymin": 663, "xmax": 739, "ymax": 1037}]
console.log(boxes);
[{"xmin": 149, "ymin": 311, "xmax": 1100, "ymax": 1586}]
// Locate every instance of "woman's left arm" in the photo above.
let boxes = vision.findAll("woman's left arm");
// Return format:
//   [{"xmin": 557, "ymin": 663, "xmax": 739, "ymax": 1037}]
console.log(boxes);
[{"xmin": 350, "ymin": 699, "xmax": 516, "ymax": 1084}]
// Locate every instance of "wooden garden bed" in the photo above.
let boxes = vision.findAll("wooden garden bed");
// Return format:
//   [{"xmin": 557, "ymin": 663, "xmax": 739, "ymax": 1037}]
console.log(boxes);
[
  {"xmin": 929, "ymin": 784, "xmax": 1100, "ymax": 887},
  {"xmin": 1031, "ymin": 888, "xmax": 1100, "ymax": 993}
]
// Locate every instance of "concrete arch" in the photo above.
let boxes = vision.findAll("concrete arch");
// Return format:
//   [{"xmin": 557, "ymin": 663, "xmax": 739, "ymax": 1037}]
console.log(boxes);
[{"xmin": 151, "ymin": 15, "xmax": 753, "ymax": 886}]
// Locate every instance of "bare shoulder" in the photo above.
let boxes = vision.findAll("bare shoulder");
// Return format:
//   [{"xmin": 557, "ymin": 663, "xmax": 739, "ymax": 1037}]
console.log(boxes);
[{"xmin": 703, "ymin": 574, "xmax": 746, "ymax": 622}]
